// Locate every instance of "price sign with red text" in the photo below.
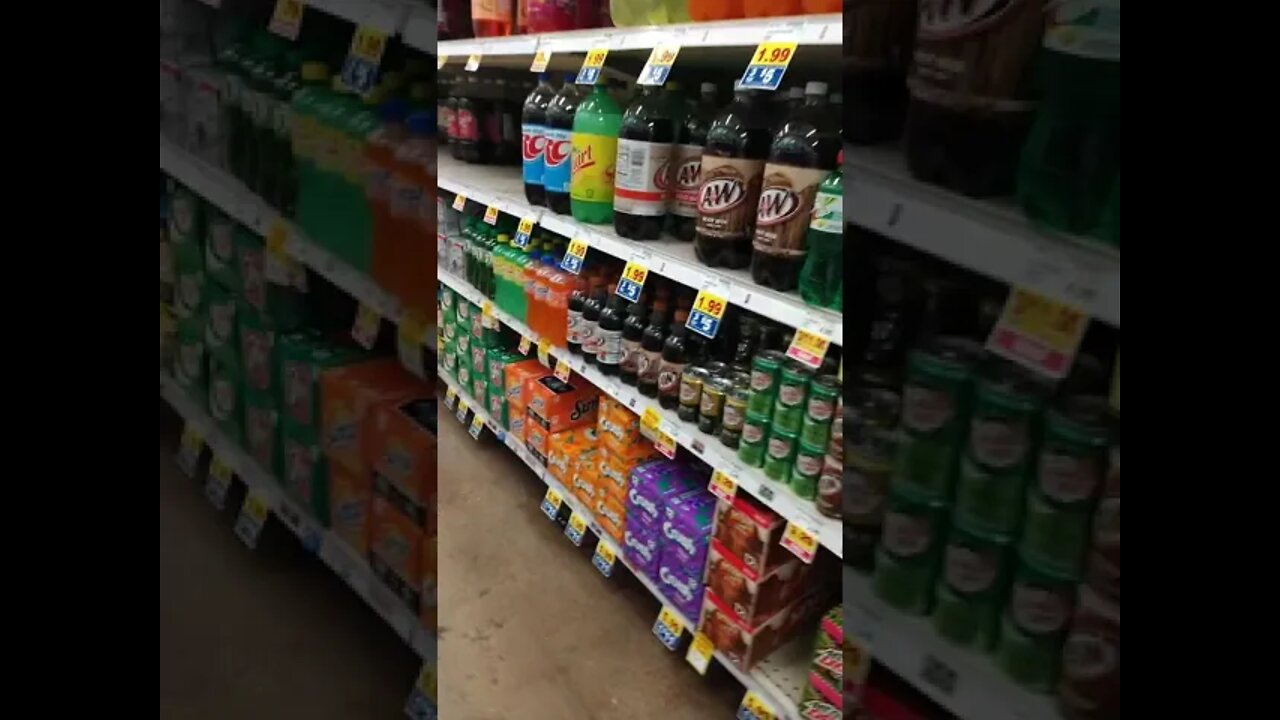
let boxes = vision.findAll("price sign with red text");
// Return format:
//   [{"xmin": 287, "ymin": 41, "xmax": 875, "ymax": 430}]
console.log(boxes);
[
  {"xmin": 986, "ymin": 287, "xmax": 1089, "ymax": 380},
  {"xmin": 687, "ymin": 287, "xmax": 728, "ymax": 339},
  {"xmin": 739, "ymin": 41, "xmax": 796, "ymax": 90},
  {"xmin": 615, "ymin": 259, "xmax": 648, "ymax": 303}
]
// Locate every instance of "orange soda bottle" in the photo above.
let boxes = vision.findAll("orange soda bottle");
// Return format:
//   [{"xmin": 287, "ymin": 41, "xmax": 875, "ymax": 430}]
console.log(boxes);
[
  {"xmin": 687, "ymin": 0, "xmax": 743, "ymax": 22},
  {"xmin": 742, "ymin": 0, "xmax": 799, "ymax": 17}
]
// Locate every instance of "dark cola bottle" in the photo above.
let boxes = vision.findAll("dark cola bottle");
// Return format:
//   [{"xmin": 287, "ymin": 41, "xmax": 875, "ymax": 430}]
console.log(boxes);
[
  {"xmin": 694, "ymin": 85, "xmax": 770, "ymax": 269},
  {"xmin": 613, "ymin": 85, "xmax": 676, "ymax": 240},
  {"xmin": 522, "ymin": 74, "xmax": 556, "ymax": 205},
  {"xmin": 750, "ymin": 81, "xmax": 841, "ymax": 292},
  {"xmin": 668, "ymin": 82, "xmax": 715, "ymax": 242},
  {"xmin": 544, "ymin": 74, "xmax": 580, "ymax": 215}
]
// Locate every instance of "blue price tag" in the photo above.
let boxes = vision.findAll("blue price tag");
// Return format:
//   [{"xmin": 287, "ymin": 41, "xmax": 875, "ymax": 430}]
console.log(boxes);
[
  {"xmin": 592, "ymin": 550, "xmax": 614, "ymax": 577},
  {"xmin": 513, "ymin": 230, "xmax": 530, "ymax": 249},
  {"xmin": 576, "ymin": 66, "xmax": 601, "ymax": 85},
  {"xmin": 564, "ymin": 517, "xmax": 585, "ymax": 546},
  {"xmin": 739, "ymin": 65, "xmax": 786, "ymax": 91},
  {"xmin": 616, "ymin": 278, "xmax": 643, "ymax": 303},
  {"xmin": 540, "ymin": 488, "xmax": 563, "ymax": 521},
  {"xmin": 560, "ymin": 253, "xmax": 584, "ymax": 275},
  {"xmin": 642, "ymin": 64, "xmax": 671, "ymax": 85},
  {"xmin": 653, "ymin": 611, "xmax": 682, "ymax": 651},
  {"xmin": 342, "ymin": 56, "xmax": 379, "ymax": 94},
  {"xmin": 686, "ymin": 309, "xmax": 720, "ymax": 339}
]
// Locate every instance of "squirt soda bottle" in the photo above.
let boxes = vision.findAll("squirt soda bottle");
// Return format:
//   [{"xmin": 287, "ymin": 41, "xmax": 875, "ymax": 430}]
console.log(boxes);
[{"xmin": 571, "ymin": 82, "xmax": 621, "ymax": 225}]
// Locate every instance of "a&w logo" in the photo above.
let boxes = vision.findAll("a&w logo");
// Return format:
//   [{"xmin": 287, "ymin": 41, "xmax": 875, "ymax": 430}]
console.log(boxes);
[
  {"xmin": 699, "ymin": 178, "xmax": 744, "ymax": 213},
  {"xmin": 756, "ymin": 186, "xmax": 802, "ymax": 225},
  {"xmin": 675, "ymin": 159, "xmax": 701, "ymax": 191}
]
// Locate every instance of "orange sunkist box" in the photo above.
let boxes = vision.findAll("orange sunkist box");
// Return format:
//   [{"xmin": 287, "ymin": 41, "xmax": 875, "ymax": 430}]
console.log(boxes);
[
  {"xmin": 370, "ymin": 495, "xmax": 423, "ymax": 612},
  {"xmin": 321, "ymin": 358, "xmax": 422, "ymax": 476},
  {"xmin": 508, "ymin": 401, "xmax": 529, "ymax": 442},
  {"xmin": 505, "ymin": 359, "xmax": 549, "ymax": 407},
  {"xmin": 594, "ymin": 493, "xmax": 627, "ymax": 542},
  {"xmin": 527, "ymin": 375, "xmax": 599, "ymax": 434},
  {"xmin": 366, "ymin": 396, "xmax": 438, "ymax": 538},
  {"xmin": 329, "ymin": 462, "xmax": 371, "ymax": 554},
  {"xmin": 597, "ymin": 394, "xmax": 618, "ymax": 436},
  {"xmin": 601, "ymin": 403, "xmax": 643, "ymax": 456}
]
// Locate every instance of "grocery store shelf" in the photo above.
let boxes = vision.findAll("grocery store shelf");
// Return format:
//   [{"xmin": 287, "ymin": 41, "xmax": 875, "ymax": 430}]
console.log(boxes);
[
  {"xmin": 437, "ymin": 155, "xmax": 843, "ymax": 346},
  {"xmin": 438, "ymin": 267, "xmax": 842, "ymax": 559},
  {"xmin": 842, "ymin": 566, "xmax": 1059, "ymax": 720},
  {"xmin": 305, "ymin": 0, "xmax": 412, "ymax": 34},
  {"xmin": 438, "ymin": 13, "xmax": 840, "ymax": 57},
  {"xmin": 436, "ymin": 368, "xmax": 805, "ymax": 720},
  {"xmin": 845, "ymin": 145, "xmax": 1121, "ymax": 328},
  {"xmin": 159, "ymin": 136, "xmax": 436, "ymax": 353},
  {"xmin": 400, "ymin": 2, "xmax": 436, "ymax": 53},
  {"xmin": 159, "ymin": 371, "xmax": 437, "ymax": 663}
]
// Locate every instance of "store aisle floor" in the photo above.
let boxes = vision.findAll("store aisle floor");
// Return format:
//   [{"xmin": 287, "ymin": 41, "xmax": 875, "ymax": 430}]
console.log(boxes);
[
  {"xmin": 159, "ymin": 411, "xmax": 419, "ymax": 719},
  {"xmin": 436, "ymin": 413, "xmax": 743, "ymax": 719}
]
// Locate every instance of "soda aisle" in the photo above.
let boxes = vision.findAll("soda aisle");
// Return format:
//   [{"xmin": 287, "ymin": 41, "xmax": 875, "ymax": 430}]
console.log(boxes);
[
  {"xmin": 161, "ymin": 1, "xmax": 439, "ymax": 717},
  {"xmin": 842, "ymin": 2, "xmax": 1119, "ymax": 720},
  {"xmin": 438, "ymin": 2, "xmax": 846, "ymax": 719}
]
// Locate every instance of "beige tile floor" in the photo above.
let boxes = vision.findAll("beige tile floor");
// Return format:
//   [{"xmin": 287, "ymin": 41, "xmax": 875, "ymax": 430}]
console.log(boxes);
[{"xmin": 435, "ymin": 412, "xmax": 743, "ymax": 719}]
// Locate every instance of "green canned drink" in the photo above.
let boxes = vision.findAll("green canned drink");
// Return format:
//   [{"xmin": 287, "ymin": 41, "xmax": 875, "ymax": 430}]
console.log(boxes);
[
  {"xmin": 789, "ymin": 441, "xmax": 825, "ymax": 500},
  {"xmin": 891, "ymin": 338, "xmax": 982, "ymax": 502},
  {"xmin": 777, "ymin": 361, "xmax": 812, "ymax": 409},
  {"xmin": 933, "ymin": 520, "xmax": 1013, "ymax": 650},
  {"xmin": 968, "ymin": 360, "xmax": 1048, "ymax": 473},
  {"xmin": 954, "ymin": 455, "xmax": 1027, "ymax": 535},
  {"xmin": 772, "ymin": 397, "xmax": 805, "ymax": 435},
  {"xmin": 800, "ymin": 374, "xmax": 840, "ymax": 448},
  {"xmin": 441, "ymin": 286, "xmax": 455, "ymax": 314},
  {"xmin": 1020, "ymin": 489, "xmax": 1093, "ymax": 579},
  {"xmin": 748, "ymin": 350, "xmax": 786, "ymax": 416},
  {"xmin": 763, "ymin": 426, "xmax": 799, "ymax": 481},
  {"xmin": 1034, "ymin": 396, "xmax": 1113, "ymax": 510},
  {"xmin": 997, "ymin": 555, "xmax": 1077, "ymax": 692},
  {"xmin": 738, "ymin": 412, "xmax": 770, "ymax": 467},
  {"xmin": 872, "ymin": 487, "xmax": 948, "ymax": 615}
]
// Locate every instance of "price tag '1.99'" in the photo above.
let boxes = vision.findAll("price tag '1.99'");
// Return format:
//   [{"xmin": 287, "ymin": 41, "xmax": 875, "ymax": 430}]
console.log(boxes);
[
  {"xmin": 739, "ymin": 41, "xmax": 796, "ymax": 91},
  {"xmin": 541, "ymin": 487, "xmax": 564, "ymax": 520},
  {"xmin": 469, "ymin": 413, "xmax": 486, "ymax": 439},
  {"xmin": 576, "ymin": 47, "xmax": 608, "ymax": 85},
  {"xmin": 615, "ymin": 259, "xmax": 648, "ymax": 303},
  {"xmin": 268, "ymin": 0, "xmax": 305, "ymax": 40},
  {"xmin": 781, "ymin": 520, "xmax": 818, "ymax": 564},
  {"xmin": 342, "ymin": 26, "xmax": 387, "ymax": 95},
  {"xmin": 592, "ymin": 538, "xmax": 617, "ymax": 577},
  {"xmin": 638, "ymin": 43, "xmax": 680, "ymax": 86},
  {"xmin": 687, "ymin": 288, "xmax": 728, "ymax": 339},
  {"xmin": 737, "ymin": 690, "xmax": 777, "ymax": 720},
  {"xmin": 565, "ymin": 511, "xmax": 588, "ymax": 546},
  {"xmin": 560, "ymin": 237, "xmax": 589, "ymax": 275},
  {"xmin": 985, "ymin": 287, "xmax": 1089, "ymax": 380},
  {"xmin": 653, "ymin": 606, "xmax": 684, "ymax": 651},
  {"xmin": 514, "ymin": 216, "xmax": 536, "ymax": 249},
  {"xmin": 234, "ymin": 491, "xmax": 271, "ymax": 549}
]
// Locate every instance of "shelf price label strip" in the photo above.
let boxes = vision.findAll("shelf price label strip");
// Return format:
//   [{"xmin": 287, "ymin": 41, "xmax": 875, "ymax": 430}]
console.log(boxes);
[
  {"xmin": 541, "ymin": 487, "xmax": 564, "ymax": 520},
  {"xmin": 176, "ymin": 423, "xmax": 204, "ymax": 478},
  {"xmin": 206, "ymin": 455, "xmax": 234, "ymax": 510},
  {"xmin": 637, "ymin": 43, "xmax": 680, "ymax": 86},
  {"xmin": 561, "ymin": 237, "xmax": 589, "ymax": 275},
  {"xmin": 529, "ymin": 49, "xmax": 551, "ymax": 73},
  {"xmin": 342, "ymin": 26, "xmax": 388, "ymax": 95},
  {"xmin": 985, "ymin": 286, "xmax": 1088, "ymax": 380},
  {"xmin": 615, "ymin": 256, "xmax": 648, "ymax": 303},
  {"xmin": 576, "ymin": 47, "xmax": 608, "ymax": 85},
  {"xmin": 268, "ymin": 0, "xmax": 304, "ymax": 40},
  {"xmin": 513, "ymin": 216, "xmax": 536, "ymax": 248},
  {"xmin": 687, "ymin": 286, "xmax": 728, "ymax": 339},
  {"xmin": 739, "ymin": 41, "xmax": 796, "ymax": 91},
  {"xmin": 234, "ymin": 490, "xmax": 271, "ymax": 549},
  {"xmin": 652, "ymin": 605, "xmax": 684, "ymax": 651},
  {"xmin": 564, "ymin": 511, "xmax": 588, "ymax": 546}
]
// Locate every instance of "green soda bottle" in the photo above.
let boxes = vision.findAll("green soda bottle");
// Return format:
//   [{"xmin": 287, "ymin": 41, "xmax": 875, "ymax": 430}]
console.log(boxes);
[
  {"xmin": 570, "ymin": 83, "xmax": 621, "ymax": 225},
  {"xmin": 1015, "ymin": 2, "xmax": 1120, "ymax": 243},
  {"xmin": 799, "ymin": 156, "xmax": 844, "ymax": 311}
]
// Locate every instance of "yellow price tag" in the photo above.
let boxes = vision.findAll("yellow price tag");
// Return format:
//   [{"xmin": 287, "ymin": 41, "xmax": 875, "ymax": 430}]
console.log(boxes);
[
  {"xmin": 554, "ymin": 359, "xmax": 572, "ymax": 383},
  {"xmin": 452, "ymin": 193, "xmax": 467, "ymax": 211},
  {"xmin": 537, "ymin": 338, "xmax": 552, "ymax": 367},
  {"xmin": 594, "ymin": 539, "xmax": 615, "ymax": 565},
  {"xmin": 566, "ymin": 237, "xmax": 589, "ymax": 260},
  {"xmin": 398, "ymin": 312, "xmax": 429, "ymax": 376},
  {"xmin": 750, "ymin": 41, "xmax": 796, "ymax": 68},
  {"xmin": 530, "ymin": 49, "xmax": 551, "ymax": 73},
  {"xmin": 268, "ymin": 0, "xmax": 305, "ymax": 40},
  {"xmin": 565, "ymin": 510, "xmax": 588, "ymax": 546},
  {"xmin": 209, "ymin": 455, "xmax": 234, "ymax": 487},
  {"xmin": 541, "ymin": 486, "xmax": 564, "ymax": 519},
  {"xmin": 437, "ymin": 55, "xmax": 448, "ymax": 70},
  {"xmin": 351, "ymin": 304, "xmax": 381, "ymax": 349},
  {"xmin": 986, "ymin": 287, "xmax": 1089, "ymax": 380},
  {"xmin": 641, "ymin": 407, "xmax": 662, "ymax": 436},
  {"xmin": 465, "ymin": 53, "xmax": 482, "ymax": 72},
  {"xmin": 482, "ymin": 300, "xmax": 495, "ymax": 318},
  {"xmin": 469, "ymin": 413, "xmax": 486, "ymax": 439},
  {"xmin": 265, "ymin": 218, "xmax": 290, "ymax": 259},
  {"xmin": 654, "ymin": 429, "xmax": 677, "ymax": 459},
  {"xmin": 708, "ymin": 469, "xmax": 737, "ymax": 502},
  {"xmin": 416, "ymin": 664, "xmax": 438, "ymax": 700},
  {"xmin": 176, "ymin": 423, "xmax": 204, "ymax": 477},
  {"xmin": 653, "ymin": 605, "xmax": 684, "ymax": 650},
  {"xmin": 583, "ymin": 48, "xmax": 608, "ymax": 69},
  {"xmin": 484, "ymin": 205, "xmax": 500, "ymax": 225},
  {"xmin": 349, "ymin": 26, "xmax": 387, "ymax": 64},
  {"xmin": 780, "ymin": 520, "xmax": 818, "ymax": 564},
  {"xmin": 785, "ymin": 326, "xmax": 831, "ymax": 370},
  {"xmin": 568, "ymin": 512, "xmax": 587, "ymax": 535},
  {"xmin": 637, "ymin": 43, "xmax": 680, "ymax": 86},
  {"xmin": 518, "ymin": 336, "xmax": 532, "ymax": 355},
  {"xmin": 739, "ymin": 690, "xmax": 777, "ymax": 720},
  {"xmin": 685, "ymin": 632, "xmax": 715, "ymax": 675},
  {"xmin": 692, "ymin": 289, "xmax": 728, "ymax": 321},
  {"xmin": 616, "ymin": 259, "xmax": 648, "ymax": 301},
  {"xmin": 517, "ymin": 216, "xmax": 535, "ymax": 236},
  {"xmin": 622, "ymin": 261, "xmax": 648, "ymax": 286},
  {"xmin": 445, "ymin": 386, "xmax": 457, "ymax": 406},
  {"xmin": 245, "ymin": 492, "xmax": 270, "ymax": 524}
]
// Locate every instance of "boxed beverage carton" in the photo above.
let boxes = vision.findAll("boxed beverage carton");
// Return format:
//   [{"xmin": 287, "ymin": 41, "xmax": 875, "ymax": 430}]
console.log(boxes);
[
  {"xmin": 237, "ymin": 305, "xmax": 276, "ymax": 396},
  {"xmin": 486, "ymin": 386, "xmax": 507, "ymax": 428},
  {"xmin": 278, "ymin": 333, "xmax": 363, "ymax": 444},
  {"xmin": 174, "ymin": 265, "xmax": 205, "ymax": 319},
  {"xmin": 205, "ymin": 281, "xmax": 238, "ymax": 369},
  {"xmin": 204, "ymin": 209, "xmax": 238, "ymax": 292},
  {"xmin": 508, "ymin": 401, "xmax": 529, "ymax": 442},
  {"xmin": 208, "ymin": 354, "xmax": 243, "ymax": 444},
  {"xmin": 626, "ymin": 461, "xmax": 700, "ymax": 532},
  {"xmin": 504, "ymin": 359, "xmax": 548, "ymax": 406},
  {"xmin": 174, "ymin": 315, "xmax": 206, "ymax": 403},
  {"xmin": 569, "ymin": 465, "xmax": 600, "ymax": 507},
  {"xmin": 282, "ymin": 437, "xmax": 328, "ymax": 523},
  {"xmin": 526, "ymin": 419, "xmax": 549, "ymax": 465},
  {"xmin": 367, "ymin": 397, "xmax": 438, "ymax": 537},
  {"xmin": 243, "ymin": 389, "xmax": 280, "ymax": 477},
  {"xmin": 601, "ymin": 403, "xmax": 643, "ymax": 456},
  {"xmin": 370, "ymin": 494, "xmax": 423, "ymax": 612},
  {"xmin": 594, "ymin": 493, "xmax": 627, "ymax": 542},
  {"xmin": 168, "ymin": 183, "xmax": 203, "ymax": 261},
  {"xmin": 527, "ymin": 375, "xmax": 599, "ymax": 434},
  {"xmin": 656, "ymin": 492, "xmax": 716, "ymax": 621},
  {"xmin": 713, "ymin": 493, "xmax": 792, "ymax": 578},
  {"xmin": 329, "ymin": 461, "xmax": 371, "ymax": 554},
  {"xmin": 699, "ymin": 586, "xmax": 826, "ymax": 671},
  {"xmin": 624, "ymin": 524, "xmax": 661, "ymax": 580},
  {"xmin": 598, "ymin": 443, "xmax": 660, "ymax": 501},
  {"xmin": 319, "ymin": 358, "xmax": 420, "ymax": 476},
  {"xmin": 705, "ymin": 538, "xmax": 813, "ymax": 628}
]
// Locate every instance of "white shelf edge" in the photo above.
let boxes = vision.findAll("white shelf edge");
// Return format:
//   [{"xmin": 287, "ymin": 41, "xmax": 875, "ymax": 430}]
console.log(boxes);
[
  {"xmin": 435, "ymin": 368, "xmax": 802, "ymax": 720},
  {"xmin": 401, "ymin": 3, "xmax": 437, "ymax": 53},
  {"xmin": 843, "ymin": 566, "xmax": 1061, "ymax": 720},
  {"xmin": 160, "ymin": 371, "xmax": 437, "ymax": 663},
  {"xmin": 304, "ymin": 0, "xmax": 411, "ymax": 35},
  {"xmin": 844, "ymin": 145, "xmax": 1121, "ymax": 328},
  {"xmin": 439, "ymin": 13, "xmax": 841, "ymax": 57},
  {"xmin": 438, "ymin": 266, "xmax": 842, "ymax": 559},
  {"xmin": 159, "ymin": 136, "xmax": 437, "ymax": 355},
  {"xmin": 436, "ymin": 162, "xmax": 843, "ymax": 346}
]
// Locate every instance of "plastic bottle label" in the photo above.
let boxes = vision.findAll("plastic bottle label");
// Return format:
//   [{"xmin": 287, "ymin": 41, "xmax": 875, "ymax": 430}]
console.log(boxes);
[
  {"xmin": 571, "ymin": 133, "xmax": 618, "ymax": 205},
  {"xmin": 911, "ymin": 0, "xmax": 1042, "ymax": 110},
  {"xmin": 668, "ymin": 144, "xmax": 702, "ymax": 218},
  {"xmin": 542, "ymin": 128, "xmax": 573, "ymax": 193},
  {"xmin": 567, "ymin": 310, "xmax": 584, "ymax": 344},
  {"xmin": 753, "ymin": 163, "xmax": 830, "ymax": 258},
  {"xmin": 614, "ymin": 139, "xmax": 671, "ymax": 216},
  {"xmin": 696, "ymin": 155, "xmax": 764, "ymax": 239},
  {"xmin": 472, "ymin": 0, "xmax": 511, "ymax": 22},
  {"xmin": 809, "ymin": 188, "xmax": 843, "ymax": 234},
  {"xmin": 620, "ymin": 338, "xmax": 642, "ymax": 375},
  {"xmin": 521, "ymin": 124, "xmax": 546, "ymax": 185},
  {"xmin": 597, "ymin": 329, "xmax": 624, "ymax": 365},
  {"xmin": 457, "ymin": 109, "xmax": 480, "ymax": 141}
]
